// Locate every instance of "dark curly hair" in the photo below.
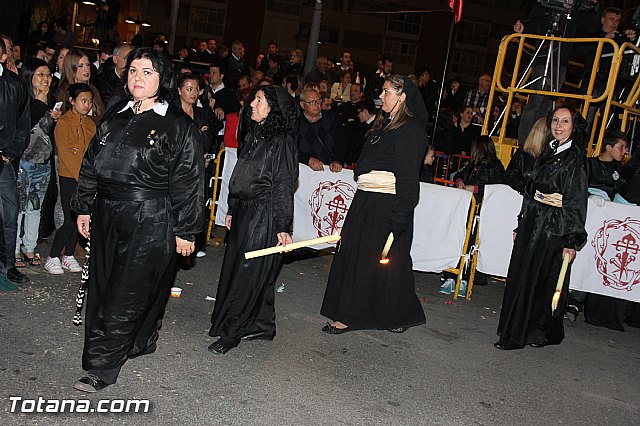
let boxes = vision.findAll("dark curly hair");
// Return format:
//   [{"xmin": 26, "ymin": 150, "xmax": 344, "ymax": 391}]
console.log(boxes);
[{"xmin": 257, "ymin": 85, "xmax": 299, "ymax": 143}]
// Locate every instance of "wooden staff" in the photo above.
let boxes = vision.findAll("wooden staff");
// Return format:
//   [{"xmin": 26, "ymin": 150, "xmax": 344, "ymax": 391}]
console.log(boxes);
[
  {"xmin": 379, "ymin": 232, "xmax": 394, "ymax": 264},
  {"xmin": 245, "ymin": 234, "xmax": 341, "ymax": 259},
  {"xmin": 551, "ymin": 253, "xmax": 570, "ymax": 314}
]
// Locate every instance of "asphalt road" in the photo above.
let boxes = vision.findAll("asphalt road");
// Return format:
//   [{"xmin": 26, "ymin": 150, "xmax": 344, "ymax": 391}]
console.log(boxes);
[{"xmin": 1, "ymin": 242, "xmax": 639, "ymax": 425}]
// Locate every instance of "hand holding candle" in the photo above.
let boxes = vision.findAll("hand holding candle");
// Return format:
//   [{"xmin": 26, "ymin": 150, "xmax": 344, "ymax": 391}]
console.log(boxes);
[
  {"xmin": 245, "ymin": 234, "xmax": 341, "ymax": 259},
  {"xmin": 379, "ymin": 232, "xmax": 394, "ymax": 264},
  {"xmin": 551, "ymin": 253, "xmax": 571, "ymax": 314}
]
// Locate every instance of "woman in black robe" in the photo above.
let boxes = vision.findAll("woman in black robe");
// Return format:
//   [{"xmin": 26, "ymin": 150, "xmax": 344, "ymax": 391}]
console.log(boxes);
[
  {"xmin": 496, "ymin": 105, "xmax": 588, "ymax": 350},
  {"xmin": 208, "ymin": 86, "xmax": 299, "ymax": 355},
  {"xmin": 320, "ymin": 75, "xmax": 428, "ymax": 334},
  {"xmin": 72, "ymin": 48, "xmax": 204, "ymax": 391},
  {"xmin": 504, "ymin": 117, "xmax": 547, "ymax": 195}
]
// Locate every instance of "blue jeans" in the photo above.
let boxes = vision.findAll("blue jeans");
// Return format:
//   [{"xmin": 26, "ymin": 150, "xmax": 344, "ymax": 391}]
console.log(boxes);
[
  {"xmin": 0, "ymin": 163, "xmax": 19, "ymax": 273},
  {"xmin": 16, "ymin": 160, "xmax": 51, "ymax": 254}
]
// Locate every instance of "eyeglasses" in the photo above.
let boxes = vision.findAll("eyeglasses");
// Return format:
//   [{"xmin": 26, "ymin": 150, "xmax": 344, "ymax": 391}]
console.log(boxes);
[
  {"xmin": 34, "ymin": 72, "xmax": 52, "ymax": 78},
  {"xmin": 302, "ymin": 99, "xmax": 321, "ymax": 106}
]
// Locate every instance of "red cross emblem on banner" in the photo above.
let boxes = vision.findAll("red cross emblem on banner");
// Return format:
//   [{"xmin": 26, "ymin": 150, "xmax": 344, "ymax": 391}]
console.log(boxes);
[
  {"xmin": 592, "ymin": 218, "xmax": 640, "ymax": 291},
  {"xmin": 309, "ymin": 180, "xmax": 356, "ymax": 237}
]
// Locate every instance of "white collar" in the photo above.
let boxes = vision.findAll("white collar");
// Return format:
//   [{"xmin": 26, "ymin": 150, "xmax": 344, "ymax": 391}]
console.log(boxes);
[
  {"xmin": 550, "ymin": 139, "xmax": 572, "ymax": 155},
  {"xmin": 0, "ymin": 63, "xmax": 3, "ymax": 76},
  {"xmin": 118, "ymin": 100, "xmax": 169, "ymax": 116},
  {"xmin": 232, "ymin": 53, "xmax": 242, "ymax": 61},
  {"xmin": 211, "ymin": 82, "xmax": 224, "ymax": 93},
  {"xmin": 366, "ymin": 115, "xmax": 375, "ymax": 125}
]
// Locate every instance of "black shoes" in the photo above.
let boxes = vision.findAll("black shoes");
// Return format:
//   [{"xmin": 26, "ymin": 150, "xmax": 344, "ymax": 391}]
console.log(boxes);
[
  {"xmin": 528, "ymin": 342, "xmax": 546, "ymax": 348},
  {"xmin": 321, "ymin": 322, "xmax": 351, "ymax": 334},
  {"xmin": 241, "ymin": 330, "xmax": 276, "ymax": 341},
  {"xmin": 494, "ymin": 340, "xmax": 524, "ymax": 350},
  {"xmin": 388, "ymin": 327, "xmax": 407, "ymax": 333},
  {"xmin": 208, "ymin": 338, "xmax": 241, "ymax": 355},
  {"xmin": 7, "ymin": 267, "xmax": 30, "ymax": 284},
  {"xmin": 74, "ymin": 374, "xmax": 110, "ymax": 393}
]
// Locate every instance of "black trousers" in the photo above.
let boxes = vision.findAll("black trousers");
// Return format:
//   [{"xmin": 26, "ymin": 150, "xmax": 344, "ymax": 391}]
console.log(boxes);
[{"xmin": 49, "ymin": 176, "xmax": 78, "ymax": 257}]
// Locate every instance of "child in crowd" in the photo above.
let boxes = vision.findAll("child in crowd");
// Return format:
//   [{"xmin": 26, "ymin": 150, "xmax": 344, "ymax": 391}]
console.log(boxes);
[
  {"xmin": 454, "ymin": 135, "xmax": 505, "ymax": 198},
  {"xmin": 45, "ymin": 83, "xmax": 96, "ymax": 274},
  {"xmin": 420, "ymin": 144, "xmax": 435, "ymax": 183}
]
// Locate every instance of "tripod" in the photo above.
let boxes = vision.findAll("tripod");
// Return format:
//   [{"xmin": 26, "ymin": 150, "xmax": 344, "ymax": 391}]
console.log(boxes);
[{"xmin": 490, "ymin": 10, "xmax": 570, "ymax": 138}]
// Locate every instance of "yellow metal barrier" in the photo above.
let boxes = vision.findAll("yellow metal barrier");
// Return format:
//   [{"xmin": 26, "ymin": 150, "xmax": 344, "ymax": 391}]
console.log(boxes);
[
  {"xmin": 444, "ymin": 196, "xmax": 478, "ymax": 301},
  {"xmin": 206, "ymin": 146, "xmax": 226, "ymax": 243},
  {"xmin": 483, "ymin": 33, "xmax": 622, "ymax": 157},
  {"xmin": 610, "ymin": 42, "xmax": 640, "ymax": 137}
]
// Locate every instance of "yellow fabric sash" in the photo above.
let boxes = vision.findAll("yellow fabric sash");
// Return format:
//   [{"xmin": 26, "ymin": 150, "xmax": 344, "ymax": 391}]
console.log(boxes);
[{"xmin": 357, "ymin": 170, "xmax": 396, "ymax": 194}]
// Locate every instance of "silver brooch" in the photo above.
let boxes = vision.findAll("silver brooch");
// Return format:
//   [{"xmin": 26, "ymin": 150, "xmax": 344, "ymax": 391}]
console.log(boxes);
[
  {"xmin": 147, "ymin": 130, "xmax": 157, "ymax": 146},
  {"xmin": 613, "ymin": 171, "xmax": 619, "ymax": 181},
  {"xmin": 370, "ymin": 135, "xmax": 381, "ymax": 145}
]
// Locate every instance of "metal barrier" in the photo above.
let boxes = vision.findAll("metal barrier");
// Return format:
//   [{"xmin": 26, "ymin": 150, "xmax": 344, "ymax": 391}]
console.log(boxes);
[
  {"xmin": 205, "ymin": 146, "xmax": 226, "ymax": 243},
  {"xmin": 483, "ymin": 33, "xmax": 623, "ymax": 158},
  {"xmin": 443, "ymin": 196, "xmax": 478, "ymax": 301},
  {"xmin": 433, "ymin": 152, "xmax": 471, "ymax": 186}
]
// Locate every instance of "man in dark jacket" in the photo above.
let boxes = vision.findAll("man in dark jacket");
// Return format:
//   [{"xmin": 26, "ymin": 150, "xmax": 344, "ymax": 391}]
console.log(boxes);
[
  {"xmin": 0, "ymin": 38, "xmax": 31, "ymax": 289},
  {"xmin": 298, "ymin": 88, "xmax": 346, "ymax": 172},
  {"xmin": 94, "ymin": 42, "xmax": 134, "ymax": 109}
]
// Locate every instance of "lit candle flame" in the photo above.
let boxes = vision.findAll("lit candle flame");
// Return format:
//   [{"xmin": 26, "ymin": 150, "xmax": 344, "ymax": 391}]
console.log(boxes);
[{"xmin": 379, "ymin": 233, "xmax": 394, "ymax": 265}]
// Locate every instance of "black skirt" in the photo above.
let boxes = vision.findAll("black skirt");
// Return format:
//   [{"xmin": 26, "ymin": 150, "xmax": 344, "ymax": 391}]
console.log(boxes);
[
  {"xmin": 321, "ymin": 190, "xmax": 426, "ymax": 330},
  {"xmin": 210, "ymin": 199, "xmax": 282, "ymax": 341},
  {"xmin": 82, "ymin": 196, "xmax": 178, "ymax": 371}
]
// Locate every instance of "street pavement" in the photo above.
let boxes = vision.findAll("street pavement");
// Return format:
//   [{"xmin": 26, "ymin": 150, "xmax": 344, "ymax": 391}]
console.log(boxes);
[{"xmin": 1, "ymin": 241, "xmax": 639, "ymax": 425}]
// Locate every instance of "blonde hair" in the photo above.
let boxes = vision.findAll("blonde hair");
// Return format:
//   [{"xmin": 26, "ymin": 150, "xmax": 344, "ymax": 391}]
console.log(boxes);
[{"xmin": 523, "ymin": 118, "xmax": 547, "ymax": 157}]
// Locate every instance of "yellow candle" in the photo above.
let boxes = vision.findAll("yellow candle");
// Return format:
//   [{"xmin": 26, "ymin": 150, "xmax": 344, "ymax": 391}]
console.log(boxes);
[
  {"xmin": 245, "ymin": 234, "xmax": 341, "ymax": 259},
  {"xmin": 551, "ymin": 253, "xmax": 570, "ymax": 313},
  {"xmin": 379, "ymin": 232, "xmax": 394, "ymax": 264}
]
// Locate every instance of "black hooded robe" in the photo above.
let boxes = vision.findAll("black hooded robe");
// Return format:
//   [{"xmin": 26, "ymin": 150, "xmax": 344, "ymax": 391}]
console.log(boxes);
[
  {"xmin": 209, "ymin": 130, "xmax": 298, "ymax": 342},
  {"xmin": 497, "ymin": 142, "xmax": 587, "ymax": 346},
  {"xmin": 73, "ymin": 102, "xmax": 204, "ymax": 376}
]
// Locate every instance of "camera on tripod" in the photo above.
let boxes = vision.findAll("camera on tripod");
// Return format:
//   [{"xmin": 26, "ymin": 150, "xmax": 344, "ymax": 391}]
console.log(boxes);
[{"xmin": 538, "ymin": 0, "xmax": 597, "ymax": 14}]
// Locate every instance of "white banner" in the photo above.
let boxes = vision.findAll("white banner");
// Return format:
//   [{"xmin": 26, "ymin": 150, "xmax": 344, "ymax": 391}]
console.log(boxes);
[
  {"xmin": 477, "ymin": 185, "xmax": 640, "ymax": 303},
  {"xmin": 411, "ymin": 183, "xmax": 472, "ymax": 272},
  {"xmin": 477, "ymin": 185, "xmax": 521, "ymax": 276},
  {"xmin": 214, "ymin": 147, "xmax": 237, "ymax": 227},
  {"xmin": 215, "ymin": 163, "xmax": 472, "ymax": 273},
  {"xmin": 292, "ymin": 165, "xmax": 357, "ymax": 248},
  {"xmin": 570, "ymin": 199, "xmax": 640, "ymax": 303}
]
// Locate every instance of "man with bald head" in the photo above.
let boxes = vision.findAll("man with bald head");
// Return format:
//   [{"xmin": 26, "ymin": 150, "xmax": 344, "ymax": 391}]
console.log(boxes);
[
  {"xmin": 94, "ymin": 42, "xmax": 134, "ymax": 108},
  {"xmin": 298, "ymin": 88, "xmax": 346, "ymax": 173}
]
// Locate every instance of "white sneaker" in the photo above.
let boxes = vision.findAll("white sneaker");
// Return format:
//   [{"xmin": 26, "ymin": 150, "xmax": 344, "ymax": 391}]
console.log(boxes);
[
  {"xmin": 61, "ymin": 256, "xmax": 82, "ymax": 273},
  {"xmin": 196, "ymin": 251, "xmax": 206, "ymax": 258},
  {"xmin": 439, "ymin": 278, "xmax": 455, "ymax": 294},
  {"xmin": 44, "ymin": 257, "xmax": 64, "ymax": 275},
  {"xmin": 458, "ymin": 280, "xmax": 468, "ymax": 298}
]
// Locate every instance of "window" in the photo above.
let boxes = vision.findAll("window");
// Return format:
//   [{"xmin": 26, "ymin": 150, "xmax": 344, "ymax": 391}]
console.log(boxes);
[
  {"xmin": 189, "ymin": 7, "xmax": 225, "ymax": 36},
  {"xmin": 384, "ymin": 40, "xmax": 417, "ymax": 66},
  {"xmin": 386, "ymin": 12, "xmax": 422, "ymax": 36},
  {"xmin": 450, "ymin": 50, "xmax": 485, "ymax": 79},
  {"xmin": 266, "ymin": 0, "xmax": 302, "ymax": 15},
  {"xmin": 456, "ymin": 21, "xmax": 490, "ymax": 47},
  {"xmin": 343, "ymin": 30, "xmax": 383, "ymax": 51}
]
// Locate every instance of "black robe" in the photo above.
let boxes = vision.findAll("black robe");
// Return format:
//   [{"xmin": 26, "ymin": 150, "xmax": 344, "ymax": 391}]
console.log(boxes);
[
  {"xmin": 498, "ymin": 142, "xmax": 587, "ymax": 346},
  {"xmin": 504, "ymin": 148, "xmax": 538, "ymax": 195},
  {"xmin": 73, "ymin": 101, "xmax": 204, "ymax": 373},
  {"xmin": 321, "ymin": 119, "xmax": 427, "ymax": 330},
  {"xmin": 455, "ymin": 158, "xmax": 505, "ymax": 198},
  {"xmin": 209, "ymin": 129, "xmax": 298, "ymax": 341}
]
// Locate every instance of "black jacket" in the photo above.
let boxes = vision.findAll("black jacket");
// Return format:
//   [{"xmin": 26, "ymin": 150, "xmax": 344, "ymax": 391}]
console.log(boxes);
[
  {"xmin": 0, "ymin": 67, "xmax": 30, "ymax": 160},
  {"xmin": 298, "ymin": 110, "xmax": 346, "ymax": 166}
]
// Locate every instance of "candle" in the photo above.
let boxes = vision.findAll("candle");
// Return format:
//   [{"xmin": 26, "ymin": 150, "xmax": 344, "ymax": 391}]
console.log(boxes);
[
  {"xmin": 379, "ymin": 232, "xmax": 394, "ymax": 264},
  {"xmin": 245, "ymin": 234, "xmax": 341, "ymax": 259},
  {"xmin": 551, "ymin": 253, "xmax": 570, "ymax": 313}
]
